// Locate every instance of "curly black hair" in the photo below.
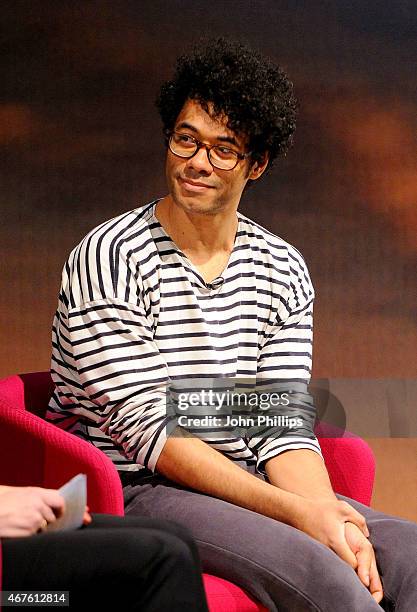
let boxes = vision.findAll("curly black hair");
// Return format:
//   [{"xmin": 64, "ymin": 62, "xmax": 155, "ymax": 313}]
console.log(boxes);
[{"xmin": 156, "ymin": 37, "xmax": 297, "ymax": 173}]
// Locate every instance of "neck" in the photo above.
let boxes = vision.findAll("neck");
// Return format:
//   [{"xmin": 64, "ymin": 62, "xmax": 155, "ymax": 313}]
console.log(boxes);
[{"xmin": 155, "ymin": 196, "xmax": 238, "ymax": 256}]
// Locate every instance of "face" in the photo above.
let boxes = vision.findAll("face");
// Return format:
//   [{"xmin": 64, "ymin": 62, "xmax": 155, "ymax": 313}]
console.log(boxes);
[{"xmin": 165, "ymin": 99, "xmax": 268, "ymax": 216}]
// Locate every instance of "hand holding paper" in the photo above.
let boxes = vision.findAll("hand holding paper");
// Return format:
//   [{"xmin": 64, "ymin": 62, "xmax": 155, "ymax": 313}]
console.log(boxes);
[{"xmin": 46, "ymin": 474, "xmax": 87, "ymax": 532}]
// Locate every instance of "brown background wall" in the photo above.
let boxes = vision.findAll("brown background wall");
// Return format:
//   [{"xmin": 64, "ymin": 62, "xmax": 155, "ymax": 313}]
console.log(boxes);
[{"xmin": 1, "ymin": 1, "xmax": 416, "ymax": 519}]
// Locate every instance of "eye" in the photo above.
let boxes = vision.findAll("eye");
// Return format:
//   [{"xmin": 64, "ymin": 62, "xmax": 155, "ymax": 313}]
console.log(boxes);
[
  {"xmin": 174, "ymin": 133, "xmax": 195, "ymax": 146},
  {"xmin": 214, "ymin": 146, "xmax": 237, "ymax": 159}
]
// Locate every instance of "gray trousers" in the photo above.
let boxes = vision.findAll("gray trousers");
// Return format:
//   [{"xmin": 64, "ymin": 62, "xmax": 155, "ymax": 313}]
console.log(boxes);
[{"xmin": 121, "ymin": 470, "xmax": 417, "ymax": 612}]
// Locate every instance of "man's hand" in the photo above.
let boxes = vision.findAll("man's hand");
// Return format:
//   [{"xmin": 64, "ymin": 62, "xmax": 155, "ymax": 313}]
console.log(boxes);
[
  {"xmin": 265, "ymin": 450, "xmax": 375, "ymax": 571},
  {"xmin": 345, "ymin": 522, "xmax": 384, "ymax": 604},
  {"xmin": 292, "ymin": 497, "xmax": 370, "ymax": 569},
  {"xmin": 0, "ymin": 486, "xmax": 65, "ymax": 537}
]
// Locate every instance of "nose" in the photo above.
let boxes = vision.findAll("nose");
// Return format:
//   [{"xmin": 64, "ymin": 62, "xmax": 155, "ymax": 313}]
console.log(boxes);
[{"xmin": 186, "ymin": 145, "xmax": 213, "ymax": 174}]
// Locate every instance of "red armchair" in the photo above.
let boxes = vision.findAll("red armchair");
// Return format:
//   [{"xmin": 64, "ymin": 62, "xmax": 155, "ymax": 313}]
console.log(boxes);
[{"xmin": 0, "ymin": 372, "xmax": 376, "ymax": 611}]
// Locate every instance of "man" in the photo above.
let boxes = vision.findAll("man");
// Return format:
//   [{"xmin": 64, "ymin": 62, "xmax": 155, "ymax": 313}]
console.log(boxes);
[
  {"xmin": 0, "ymin": 484, "xmax": 208, "ymax": 610},
  {"xmin": 48, "ymin": 39, "xmax": 417, "ymax": 610}
]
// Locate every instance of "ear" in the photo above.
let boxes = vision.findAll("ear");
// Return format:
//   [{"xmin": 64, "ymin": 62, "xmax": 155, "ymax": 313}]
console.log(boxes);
[{"xmin": 247, "ymin": 153, "xmax": 269, "ymax": 181}]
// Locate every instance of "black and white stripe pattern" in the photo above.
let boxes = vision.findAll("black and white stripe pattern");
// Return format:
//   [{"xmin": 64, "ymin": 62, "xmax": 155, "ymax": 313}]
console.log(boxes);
[{"xmin": 47, "ymin": 200, "xmax": 322, "ymax": 473}]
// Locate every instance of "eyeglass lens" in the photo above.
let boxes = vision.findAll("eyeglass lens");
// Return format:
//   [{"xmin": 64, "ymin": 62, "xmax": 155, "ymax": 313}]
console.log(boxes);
[{"xmin": 169, "ymin": 133, "xmax": 240, "ymax": 170}]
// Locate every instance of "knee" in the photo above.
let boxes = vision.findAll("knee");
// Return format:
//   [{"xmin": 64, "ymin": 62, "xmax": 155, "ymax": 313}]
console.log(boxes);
[
  {"xmin": 370, "ymin": 517, "xmax": 417, "ymax": 551},
  {"xmin": 299, "ymin": 543, "xmax": 377, "ymax": 610},
  {"xmin": 320, "ymin": 554, "xmax": 380, "ymax": 610},
  {"xmin": 322, "ymin": 556, "xmax": 362, "ymax": 592},
  {"xmin": 149, "ymin": 520, "xmax": 198, "ymax": 554},
  {"xmin": 133, "ymin": 527, "xmax": 195, "ymax": 563},
  {"xmin": 140, "ymin": 529, "xmax": 198, "ymax": 579},
  {"xmin": 370, "ymin": 517, "xmax": 417, "ymax": 579}
]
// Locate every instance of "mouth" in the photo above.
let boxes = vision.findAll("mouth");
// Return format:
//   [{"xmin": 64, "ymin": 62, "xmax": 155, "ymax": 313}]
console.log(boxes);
[{"xmin": 178, "ymin": 177, "xmax": 215, "ymax": 192}]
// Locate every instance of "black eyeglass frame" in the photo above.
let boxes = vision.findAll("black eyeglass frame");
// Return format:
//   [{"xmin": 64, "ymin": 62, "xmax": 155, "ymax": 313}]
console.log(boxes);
[{"xmin": 166, "ymin": 130, "xmax": 252, "ymax": 171}]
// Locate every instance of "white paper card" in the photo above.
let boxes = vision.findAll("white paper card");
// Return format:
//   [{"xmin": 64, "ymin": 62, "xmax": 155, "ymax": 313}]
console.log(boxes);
[{"xmin": 46, "ymin": 473, "xmax": 87, "ymax": 532}]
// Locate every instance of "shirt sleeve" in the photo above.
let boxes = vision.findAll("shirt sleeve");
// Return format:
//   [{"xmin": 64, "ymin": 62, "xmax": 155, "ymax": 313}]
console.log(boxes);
[
  {"xmin": 247, "ymin": 250, "xmax": 323, "ymax": 474},
  {"xmin": 57, "ymin": 297, "xmax": 175, "ymax": 472}
]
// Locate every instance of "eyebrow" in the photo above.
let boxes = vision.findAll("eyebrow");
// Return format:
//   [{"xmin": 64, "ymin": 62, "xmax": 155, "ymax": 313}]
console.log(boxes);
[{"xmin": 176, "ymin": 121, "xmax": 239, "ymax": 147}]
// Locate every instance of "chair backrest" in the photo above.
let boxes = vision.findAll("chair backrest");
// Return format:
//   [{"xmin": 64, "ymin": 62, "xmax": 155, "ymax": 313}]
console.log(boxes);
[
  {"xmin": 0, "ymin": 371, "xmax": 54, "ymax": 416},
  {"xmin": 317, "ymin": 433, "xmax": 375, "ymax": 505}
]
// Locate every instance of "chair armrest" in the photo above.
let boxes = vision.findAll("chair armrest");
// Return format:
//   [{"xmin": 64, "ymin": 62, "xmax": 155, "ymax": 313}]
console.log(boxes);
[{"xmin": 0, "ymin": 399, "xmax": 124, "ymax": 515}]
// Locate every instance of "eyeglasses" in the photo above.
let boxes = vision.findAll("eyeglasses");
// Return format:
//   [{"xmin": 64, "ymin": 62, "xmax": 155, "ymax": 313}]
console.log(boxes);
[{"xmin": 167, "ymin": 131, "xmax": 251, "ymax": 171}]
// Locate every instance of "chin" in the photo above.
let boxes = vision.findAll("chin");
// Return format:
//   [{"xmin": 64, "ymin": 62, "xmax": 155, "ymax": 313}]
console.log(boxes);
[{"xmin": 172, "ymin": 187, "xmax": 222, "ymax": 215}]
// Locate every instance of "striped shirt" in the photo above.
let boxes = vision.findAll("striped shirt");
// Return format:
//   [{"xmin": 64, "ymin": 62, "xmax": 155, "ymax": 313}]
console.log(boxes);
[{"xmin": 47, "ymin": 199, "xmax": 322, "ymax": 474}]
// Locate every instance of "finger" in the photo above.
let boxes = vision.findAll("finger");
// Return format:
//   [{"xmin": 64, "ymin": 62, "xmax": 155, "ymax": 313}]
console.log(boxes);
[
  {"xmin": 329, "ymin": 533, "xmax": 359, "ymax": 569},
  {"xmin": 36, "ymin": 518, "xmax": 48, "ymax": 533},
  {"xmin": 355, "ymin": 546, "xmax": 373, "ymax": 588},
  {"xmin": 343, "ymin": 505, "xmax": 369, "ymax": 537},
  {"xmin": 369, "ymin": 559, "xmax": 384, "ymax": 604},
  {"xmin": 40, "ymin": 502, "xmax": 58, "ymax": 524},
  {"xmin": 43, "ymin": 490, "xmax": 66, "ymax": 515},
  {"xmin": 82, "ymin": 511, "xmax": 92, "ymax": 525}
]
